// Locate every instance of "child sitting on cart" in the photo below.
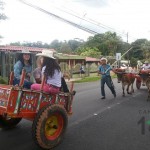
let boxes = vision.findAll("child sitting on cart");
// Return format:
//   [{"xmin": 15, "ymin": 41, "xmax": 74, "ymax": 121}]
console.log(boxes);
[
  {"xmin": 32, "ymin": 50, "xmax": 76, "ymax": 95},
  {"xmin": 31, "ymin": 50, "xmax": 61, "ymax": 94}
]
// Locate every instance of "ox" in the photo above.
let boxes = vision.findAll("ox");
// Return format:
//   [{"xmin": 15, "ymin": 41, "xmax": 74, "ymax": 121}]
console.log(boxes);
[
  {"xmin": 144, "ymin": 76, "xmax": 150, "ymax": 101},
  {"xmin": 113, "ymin": 68, "xmax": 136, "ymax": 97}
]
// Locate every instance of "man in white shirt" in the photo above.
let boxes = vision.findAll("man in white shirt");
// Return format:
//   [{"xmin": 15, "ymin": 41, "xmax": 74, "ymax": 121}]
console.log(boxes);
[
  {"xmin": 140, "ymin": 61, "xmax": 150, "ymax": 86},
  {"xmin": 141, "ymin": 61, "xmax": 150, "ymax": 70}
]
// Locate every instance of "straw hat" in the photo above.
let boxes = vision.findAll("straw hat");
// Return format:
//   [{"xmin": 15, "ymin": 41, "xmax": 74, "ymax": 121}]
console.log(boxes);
[
  {"xmin": 36, "ymin": 49, "xmax": 55, "ymax": 59},
  {"xmin": 100, "ymin": 57, "xmax": 107, "ymax": 62},
  {"xmin": 144, "ymin": 60, "xmax": 149, "ymax": 64},
  {"xmin": 21, "ymin": 49, "xmax": 31, "ymax": 54}
]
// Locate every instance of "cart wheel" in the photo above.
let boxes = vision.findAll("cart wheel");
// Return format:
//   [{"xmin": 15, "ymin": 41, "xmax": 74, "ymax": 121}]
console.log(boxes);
[
  {"xmin": 32, "ymin": 104, "xmax": 68, "ymax": 149},
  {"xmin": 136, "ymin": 80, "xmax": 141, "ymax": 89},
  {"xmin": 0, "ymin": 116, "xmax": 22, "ymax": 128}
]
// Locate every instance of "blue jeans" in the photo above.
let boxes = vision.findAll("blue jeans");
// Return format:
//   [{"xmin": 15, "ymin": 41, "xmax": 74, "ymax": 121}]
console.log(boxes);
[
  {"xmin": 13, "ymin": 78, "xmax": 32, "ymax": 89},
  {"xmin": 101, "ymin": 76, "xmax": 116, "ymax": 97}
]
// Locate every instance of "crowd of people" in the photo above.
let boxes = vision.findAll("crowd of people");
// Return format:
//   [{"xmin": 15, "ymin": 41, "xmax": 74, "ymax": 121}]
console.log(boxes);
[
  {"xmin": 13, "ymin": 49, "xmax": 75, "ymax": 96},
  {"xmin": 13, "ymin": 49, "xmax": 150, "ymax": 99}
]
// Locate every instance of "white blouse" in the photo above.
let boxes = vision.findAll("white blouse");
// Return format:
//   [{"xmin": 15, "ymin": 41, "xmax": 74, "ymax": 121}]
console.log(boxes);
[{"xmin": 42, "ymin": 66, "xmax": 62, "ymax": 87}]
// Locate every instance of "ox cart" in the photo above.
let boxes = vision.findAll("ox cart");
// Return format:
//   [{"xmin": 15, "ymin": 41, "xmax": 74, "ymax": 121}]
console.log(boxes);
[
  {"xmin": 136, "ymin": 70, "xmax": 150, "ymax": 89},
  {"xmin": 0, "ymin": 70, "xmax": 75, "ymax": 149}
]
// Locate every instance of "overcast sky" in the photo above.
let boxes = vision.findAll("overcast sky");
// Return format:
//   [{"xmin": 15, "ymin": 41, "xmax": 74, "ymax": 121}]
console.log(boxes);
[{"xmin": 1, "ymin": 0, "xmax": 150, "ymax": 45}]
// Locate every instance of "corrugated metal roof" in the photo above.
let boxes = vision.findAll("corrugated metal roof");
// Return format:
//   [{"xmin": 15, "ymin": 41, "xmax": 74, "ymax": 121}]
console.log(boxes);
[
  {"xmin": 0, "ymin": 45, "xmax": 56, "ymax": 53},
  {"xmin": 86, "ymin": 57, "xmax": 100, "ymax": 62},
  {"xmin": 0, "ymin": 46, "xmax": 100, "ymax": 62},
  {"xmin": 55, "ymin": 53, "xmax": 85, "ymax": 60}
]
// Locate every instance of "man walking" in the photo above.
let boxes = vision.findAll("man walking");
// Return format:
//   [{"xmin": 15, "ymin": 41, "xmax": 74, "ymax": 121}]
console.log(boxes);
[{"xmin": 98, "ymin": 58, "xmax": 116, "ymax": 99}]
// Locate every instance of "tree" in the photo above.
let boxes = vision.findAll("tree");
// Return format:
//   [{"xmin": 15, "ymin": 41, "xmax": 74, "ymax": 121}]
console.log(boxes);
[
  {"xmin": 141, "ymin": 41, "xmax": 150, "ymax": 60},
  {"xmin": 130, "ymin": 39, "xmax": 147, "ymax": 60},
  {"xmin": 0, "ymin": 1, "xmax": 7, "ymax": 40},
  {"xmin": 0, "ymin": 1, "xmax": 7, "ymax": 20},
  {"xmin": 50, "ymin": 39, "xmax": 62, "ymax": 51},
  {"xmin": 79, "ymin": 32, "xmax": 124, "ymax": 56},
  {"xmin": 68, "ymin": 39, "xmax": 84, "ymax": 51},
  {"xmin": 59, "ymin": 41, "xmax": 72, "ymax": 53},
  {"xmin": 79, "ymin": 47, "xmax": 101, "ymax": 58}
]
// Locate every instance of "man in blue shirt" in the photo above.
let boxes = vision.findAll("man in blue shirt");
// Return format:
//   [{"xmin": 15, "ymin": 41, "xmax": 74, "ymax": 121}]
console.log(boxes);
[{"xmin": 98, "ymin": 58, "xmax": 116, "ymax": 99}]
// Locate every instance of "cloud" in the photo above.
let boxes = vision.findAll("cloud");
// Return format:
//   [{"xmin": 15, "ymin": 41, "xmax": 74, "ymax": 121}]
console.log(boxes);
[
  {"xmin": 71, "ymin": 0, "xmax": 109, "ymax": 8},
  {"xmin": 1, "ymin": 0, "xmax": 150, "ymax": 44}
]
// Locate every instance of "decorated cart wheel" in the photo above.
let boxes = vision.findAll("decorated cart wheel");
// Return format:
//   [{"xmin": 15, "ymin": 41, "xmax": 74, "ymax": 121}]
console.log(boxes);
[
  {"xmin": 136, "ymin": 79, "xmax": 141, "ymax": 89},
  {"xmin": 0, "ymin": 116, "xmax": 22, "ymax": 128},
  {"xmin": 32, "ymin": 104, "xmax": 68, "ymax": 149}
]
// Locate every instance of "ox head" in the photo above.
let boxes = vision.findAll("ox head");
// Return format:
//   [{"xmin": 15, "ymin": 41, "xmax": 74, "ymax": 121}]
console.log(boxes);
[{"xmin": 113, "ymin": 68, "xmax": 126, "ymax": 83}]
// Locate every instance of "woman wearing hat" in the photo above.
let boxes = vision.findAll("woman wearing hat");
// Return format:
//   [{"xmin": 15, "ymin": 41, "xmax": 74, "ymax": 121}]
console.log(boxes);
[
  {"xmin": 31, "ymin": 50, "xmax": 61, "ymax": 94},
  {"xmin": 13, "ymin": 49, "xmax": 32, "ymax": 89}
]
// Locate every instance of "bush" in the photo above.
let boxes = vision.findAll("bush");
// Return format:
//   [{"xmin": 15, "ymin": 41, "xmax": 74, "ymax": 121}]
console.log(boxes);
[{"xmin": 0, "ymin": 77, "xmax": 8, "ymax": 84}]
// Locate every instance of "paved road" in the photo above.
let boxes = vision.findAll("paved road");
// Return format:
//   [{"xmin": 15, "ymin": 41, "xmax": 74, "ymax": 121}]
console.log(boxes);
[{"xmin": 0, "ymin": 79, "xmax": 150, "ymax": 150}]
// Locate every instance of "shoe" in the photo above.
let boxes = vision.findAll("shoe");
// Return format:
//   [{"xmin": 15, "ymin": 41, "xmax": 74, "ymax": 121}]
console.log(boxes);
[
  {"xmin": 71, "ymin": 90, "xmax": 76, "ymax": 96},
  {"xmin": 101, "ymin": 97, "xmax": 105, "ymax": 99},
  {"xmin": 113, "ymin": 93, "xmax": 116, "ymax": 98}
]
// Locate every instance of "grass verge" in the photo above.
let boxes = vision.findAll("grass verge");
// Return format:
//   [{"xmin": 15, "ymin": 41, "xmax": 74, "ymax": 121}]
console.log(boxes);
[
  {"xmin": 74, "ymin": 76, "xmax": 100, "ymax": 83},
  {"xmin": 74, "ymin": 74, "xmax": 117, "ymax": 83}
]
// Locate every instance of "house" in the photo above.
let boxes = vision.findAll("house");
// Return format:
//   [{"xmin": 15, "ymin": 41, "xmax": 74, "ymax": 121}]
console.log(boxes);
[{"xmin": 0, "ymin": 45, "xmax": 100, "ymax": 77}]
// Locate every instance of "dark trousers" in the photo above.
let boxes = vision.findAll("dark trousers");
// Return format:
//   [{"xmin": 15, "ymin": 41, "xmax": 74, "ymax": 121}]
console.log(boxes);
[
  {"xmin": 101, "ymin": 76, "xmax": 116, "ymax": 97},
  {"xmin": 61, "ymin": 77, "xmax": 69, "ymax": 92},
  {"xmin": 13, "ymin": 78, "xmax": 32, "ymax": 89}
]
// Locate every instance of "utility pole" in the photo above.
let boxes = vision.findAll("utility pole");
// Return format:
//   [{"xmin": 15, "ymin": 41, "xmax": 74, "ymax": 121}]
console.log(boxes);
[{"xmin": 127, "ymin": 32, "xmax": 130, "ymax": 71}]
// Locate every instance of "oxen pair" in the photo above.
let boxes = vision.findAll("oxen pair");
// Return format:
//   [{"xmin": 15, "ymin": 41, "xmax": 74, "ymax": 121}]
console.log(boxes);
[
  {"xmin": 114, "ymin": 68, "xmax": 150, "ymax": 100},
  {"xmin": 113, "ymin": 68, "xmax": 136, "ymax": 97}
]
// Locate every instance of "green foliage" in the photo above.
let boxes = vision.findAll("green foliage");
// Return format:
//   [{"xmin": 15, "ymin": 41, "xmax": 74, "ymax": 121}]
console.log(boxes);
[
  {"xmin": 130, "ymin": 57, "xmax": 138, "ymax": 67},
  {"xmin": 0, "ymin": 1, "xmax": 7, "ymax": 20},
  {"xmin": 130, "ymin": 39, "xmax": 148, "ymax": 60},
  {"xmin": 80, "ymin": 32, "xmax": 124, "ymax": 56},
  {"xmin": 0, "ymin": 1, "xmax": 7, "ymax": 39},
  {"xmin": 8, "ymin": 31, "xmax": 150, "ymax": 63},
  {"xmin": 79, "ymin": 47, "xmax": 101, "ymax": 58},
  {"xmin": 0, "ymin": 76, "xmax": 7, "ymax": 84}
]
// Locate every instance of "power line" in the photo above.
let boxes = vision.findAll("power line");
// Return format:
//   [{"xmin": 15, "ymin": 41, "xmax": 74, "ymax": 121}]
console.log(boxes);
[
  {"xmin": 56, "ymin": 5, "xmax": 137, "ymax": 41},
  {"xmin": 18, "ymin": 0, "xmax": 137, "ymax": 42},
  {"xmin": 18, "ymin": 0, "xmax": 98, "ymax": 35},
  {"xmin": 41, "ymin": 2, "xmax": 128, "ymax": 37}
]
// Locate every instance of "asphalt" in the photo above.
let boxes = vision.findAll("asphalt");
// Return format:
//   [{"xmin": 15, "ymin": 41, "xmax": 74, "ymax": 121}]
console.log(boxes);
[{"xmin": 0, "ymin": 79, "xmax": 150, "ymax": 150}]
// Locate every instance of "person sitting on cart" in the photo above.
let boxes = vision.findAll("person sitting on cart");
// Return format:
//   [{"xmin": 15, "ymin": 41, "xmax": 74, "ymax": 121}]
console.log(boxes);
[
  {"xmin": 32, "ymin": 53, "xmax": 76, "ymax": 95},
  {"xmin": 31, "ymin": 50, "xmax": 62, "ymax": 94},
  {"xmin": 32, "ymin": 56, "xmax": 42, "ymax": 84},
  {"xmin": 13, "ymin": 49, "xmax": 32, "ymax": 89},
  {"xmin": 141, "ymin": 61, "xmax": 150, "ymax": 70},
  {"xmin": 140, "ymin": 60, "xmax": 150, "ymax": 86}
]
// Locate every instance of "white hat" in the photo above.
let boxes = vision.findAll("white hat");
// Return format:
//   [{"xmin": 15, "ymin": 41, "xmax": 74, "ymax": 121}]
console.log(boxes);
[
  {"xmin": 36, "ymin": 49, "xmax": 55, "ymax": 59},
  {"xmin": 144, "ymin": 60, "xmax": 149, "ymax": 64},
  {"xmin": 21, "ymin": 49, "xmax": 31, "ymax": 54},
  {"xmin": 100, "ymin": 57, "xmax": 107, "ymax": 62}
]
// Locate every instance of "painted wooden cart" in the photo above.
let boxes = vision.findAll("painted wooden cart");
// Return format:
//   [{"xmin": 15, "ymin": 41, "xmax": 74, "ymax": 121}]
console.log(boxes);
[
  {"xmin": 136, "ymin": 70, "xmax": 150, "ymax": 89},
  {"xmin": 0, "ymin": 70, "xmax": 75, "ymax": 149}
]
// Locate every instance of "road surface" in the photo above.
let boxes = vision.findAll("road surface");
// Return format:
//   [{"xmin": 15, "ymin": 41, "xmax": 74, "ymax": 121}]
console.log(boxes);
[{"xmin": 0, "ymin": 79, "xmax": 150, "ymax": 150}]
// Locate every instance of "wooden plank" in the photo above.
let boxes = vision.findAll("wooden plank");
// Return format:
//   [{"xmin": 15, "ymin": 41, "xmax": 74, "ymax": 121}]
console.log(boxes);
[{"xmin": 1, "ymin": 52, "xmax": 6, "ymax": 77}]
